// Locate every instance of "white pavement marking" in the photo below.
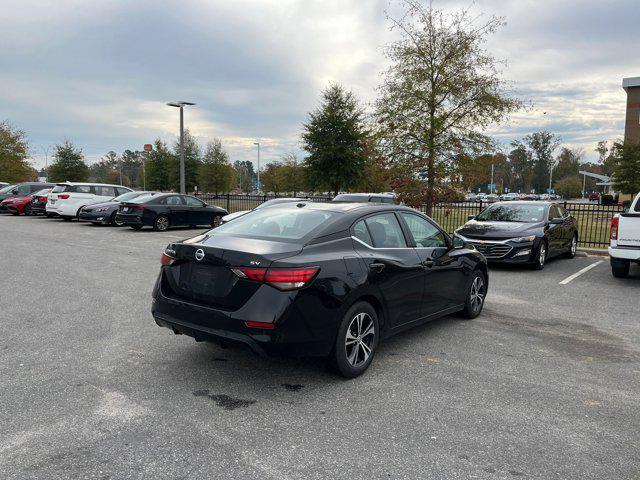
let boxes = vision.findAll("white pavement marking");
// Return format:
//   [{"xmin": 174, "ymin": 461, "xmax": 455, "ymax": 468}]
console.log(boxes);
[{"xmin": 559, "ymin": 260, "xmax": 604, "ymax": 285}]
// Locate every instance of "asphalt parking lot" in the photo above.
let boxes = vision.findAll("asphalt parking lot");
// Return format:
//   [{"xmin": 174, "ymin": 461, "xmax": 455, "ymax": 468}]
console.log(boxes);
[{"xmin": 1, "ymin": 215, "xmax": 639, "ymax": 480}]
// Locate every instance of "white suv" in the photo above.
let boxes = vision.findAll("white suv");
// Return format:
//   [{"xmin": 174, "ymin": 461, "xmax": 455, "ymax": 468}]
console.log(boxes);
[{"xmin": 46, "ymin": 182, "xmax": 132, "ymax": 220}]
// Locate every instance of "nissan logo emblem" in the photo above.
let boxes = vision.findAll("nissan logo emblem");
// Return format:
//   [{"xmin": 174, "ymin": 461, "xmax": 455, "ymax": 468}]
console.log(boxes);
[{"xmin": 195, "ymin": 249, "xmax": 205, "ymax": 261}]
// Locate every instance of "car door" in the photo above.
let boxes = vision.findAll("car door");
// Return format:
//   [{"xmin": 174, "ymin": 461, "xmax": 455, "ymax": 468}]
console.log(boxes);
[
  {"xmin": 398, "ymin": 212, "xmax": 467, "ymax": 315},
  {"xmin": 162, "ymin": 195, "xmax": 188, "ymax": 225},
  {"xmin": 184, "ymin": 196, "xmax": 208, "ymax": 225},
  {"xmin": 351, "ymin": 213, "xmax": 425, "ymax": 329},
  {"xmin": 546, "ymin": 204, "xmax": 564, "ymax": 254},
  {"xmin": 556, "ymin": 204, "xmax": 574, "ymax": 249}
]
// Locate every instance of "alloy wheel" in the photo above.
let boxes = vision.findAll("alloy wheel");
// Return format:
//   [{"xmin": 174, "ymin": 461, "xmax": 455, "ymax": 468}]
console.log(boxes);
[
  {"xmin": 470, "ymin": 276, "xmax": 485, "ymax": 313},
  {"xmin": 156, "ymin": 216, "xmax": 169, "ymax": 231},
  {"xmin": 539, "ymin": 244, "xmax": 546, "ymax": 267},
  {"xmin": 345, "ymin": 313, "xmax": 376, "ymax": 368},
  {"xmin": 571, "ymin": 236, "xmax": 577, "ymax": 256}
]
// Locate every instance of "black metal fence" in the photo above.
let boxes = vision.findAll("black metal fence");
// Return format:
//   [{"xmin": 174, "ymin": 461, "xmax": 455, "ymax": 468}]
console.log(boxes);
[{"xmin": 197, "ymin": 194, "xmax": 619, "ymax": 249}]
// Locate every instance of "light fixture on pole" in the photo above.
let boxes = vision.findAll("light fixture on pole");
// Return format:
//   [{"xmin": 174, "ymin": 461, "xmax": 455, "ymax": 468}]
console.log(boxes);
[
  {"xmin": 166, "ymin": 101, "xmax": 196, "ymax": 194},
  {"xmin": 253, "ymin": 141, "xmax": 260, "ymax": 192}
]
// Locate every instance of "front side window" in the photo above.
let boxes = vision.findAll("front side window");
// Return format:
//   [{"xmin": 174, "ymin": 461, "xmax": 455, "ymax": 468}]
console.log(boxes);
[
  {"xmin": 400, "ymin": 213, "xmax": 447, "ymax": 248},
  {"xmin": 95, "ymin": 186, "xmax": 116, "ymax": 197},
  {"xmin": 548, "ymin": 205, "xmax": 560, "ymax": 220},
  {"xmin": 185, "ymin": 196, "xmax": 205, "ymax": 207},
  {"xmin": 16, "ymin": 185, "xmax": 30, "ymax": 195},
  {"xmin": 364, "ymin": 213, "xmax": 406, "ymax": 248}
]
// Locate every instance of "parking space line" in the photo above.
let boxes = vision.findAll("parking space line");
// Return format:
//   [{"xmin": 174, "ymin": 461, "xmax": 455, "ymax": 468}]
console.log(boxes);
[{"xmin": 559, "ymin": 261, "xmax": 604, "ymax": 285}]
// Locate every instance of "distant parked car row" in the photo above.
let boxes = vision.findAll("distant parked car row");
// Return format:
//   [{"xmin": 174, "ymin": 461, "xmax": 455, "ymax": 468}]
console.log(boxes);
[
  {"xmin": 465, "ymin": 192, "xmax": 561, "ymax": 202},
  {"xmin": 0, "ymin": 181, "xmax": 228, "ymax": 231}
]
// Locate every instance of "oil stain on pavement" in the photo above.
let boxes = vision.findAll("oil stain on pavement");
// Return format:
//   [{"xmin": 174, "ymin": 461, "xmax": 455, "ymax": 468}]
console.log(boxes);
[{"xmin": 193, "ymin": 389, "xmax": 256, "ymax": 410}]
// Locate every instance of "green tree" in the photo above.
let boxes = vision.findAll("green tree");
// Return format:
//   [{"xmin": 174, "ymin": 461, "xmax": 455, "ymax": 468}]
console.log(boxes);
[
  {"xmin": 198, "ymin": 139, "xmax": 235, "ymax": 194},
  {"xmin": 0, "ymin": 121, "xmax": 35, "ymax": 182},
  {"xmin": 120, "ymin": 149, "xmax": 144, "ymax": 187},
  {"xmin": 375, "ymin": 2, "xmax": 522, "ymax": 213},
  {"xmin": 611, "ymin": 141, "xmax": 640, "ymax": 194},
  {"xmin": 595, "ymin": 140, "xmax": 617, "ymax": 177},
  {"xmin": 233, "ymin": 160, "xmax": 256, "ymax": 193},
  {"xmin": 89, "ymin": 151, "xmax": 119, "ymax": 183},
  {"xmin": 171, "ymin": 129, "xmax": 201, "ymax": 192},
  {"xmin": 302, "ymin": 84, "xmax": 367, "ymax": 196},
  {"xmin": 512, "ymin": 132, "xmax": 560, "ymax": 193},
  {"xmin": 260, "ymin": 162, "xmax": 286, "ymax": 194},
  {"xmin": 145, "ymin": 139, "xmax": 174, "ymax": 191},
  {"xmin": 508, "ymin": 143, "xmax": 535, "ymax": 192},
  {"xmin": 279, "ymin": 153, "xmax": 307, "ymax": 194},
  {"xmin": 553, "ymin": 175, "xmax": 582, "ymax": 199},
  {"xmin": 553, "ymin": 147, "xmax": 582, "ymax": 181},
  {"xmin": 48, "ymin": 140, "xmax": 88, "ymax": 182}
]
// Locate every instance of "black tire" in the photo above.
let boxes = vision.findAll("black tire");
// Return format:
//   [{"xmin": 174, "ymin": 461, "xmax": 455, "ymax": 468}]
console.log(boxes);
[
  {"xmin": 24, "ymin": 205, "xmax": 32, "ymax": 216},
  {"xmin": 46, "ymin": 213, "xmax": 55, "ymax": 218},
  {"xmin": 459, "ymin": 270, "xmax": 487, "ymax": 319},
  {"xmin": 329, "ymin": 301, "xmax": 379, "ymax": 378},
  {"xmin": 564, "ymin": 233, "xmax": 578, "ymax": 259},
  {"xmin": 10, "ymin": 211, "xmax": 19, "ymax": 216},
  {"xmin": 153, "ymin": 214, "xmax": 170, "ymax": 232},
  {"xmin": 130, "ymin": 225, "xmax": 143, "ymax": 231},
  {"xmin": 110, "ymin": 212, "xmax": 124, "ymax": 227},
  {"xmin": 531, "ymin": 240, "xmax": 547, "ymax": 270},
  {"xmin": 211, "ymin": 214, "xmax": 223, "ymax": 228},
  {"xmin": 611, "ymin": 259, "xmax": 630, "ymax": 278}
]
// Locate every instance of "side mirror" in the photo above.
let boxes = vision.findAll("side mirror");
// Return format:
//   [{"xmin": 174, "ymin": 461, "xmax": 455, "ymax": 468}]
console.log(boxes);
[
  {"xmin": 549, "ymin": 218, "xmax": 563, "ymax": 225},
  {"xmin": 452, "ymin": 235, "xmax": 465, "ymax": 249},
  {"xmin": 11, "ymin": 189, "xmax": 18, "ymax": 195},
  {"xmin": 467, "ymin": 214, "xmax": 475, "ymax": 220}
]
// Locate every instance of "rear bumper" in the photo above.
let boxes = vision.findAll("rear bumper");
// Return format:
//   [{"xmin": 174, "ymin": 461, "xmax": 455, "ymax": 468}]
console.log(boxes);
[
  {"xmin": 608, "ymin": 246, "xmax": 640, "ymax": 262},
  {"xmin": 151, "ymin": 272, "xmax": 338, "ymax": 357},
  {"xmin": 116, "ymin": 213, "xmax": 147, "ymax": 226}
]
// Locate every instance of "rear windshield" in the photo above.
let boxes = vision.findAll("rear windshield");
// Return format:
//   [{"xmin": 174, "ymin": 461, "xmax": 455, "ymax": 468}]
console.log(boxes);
[
  {"xmin": 476, "ymin": 204, "xmax": 546, "ymax": 223},
  {"xmin": 113, "ymin": 191, "xmax": 147, "ymax": 202},
  {"xmin": 212, "ymin": 208, "xmax": 337, "ymax": 241},
  {"xmin": 127, "ymin": 193, "xmax": 160, "ymax": 204}
]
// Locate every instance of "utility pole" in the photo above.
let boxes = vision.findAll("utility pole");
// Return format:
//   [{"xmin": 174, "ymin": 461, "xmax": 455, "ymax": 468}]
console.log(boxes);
[
  {"xmin": 253, "ymin": 142, "xmax": 260, "ymax": 192},
  {"xmin": 490, "ymin": 163, "xmax": 494, "ymax": 194},
  {"xmin": 167, "ymin": 101, "xmax": 195, "ymax": 194}
]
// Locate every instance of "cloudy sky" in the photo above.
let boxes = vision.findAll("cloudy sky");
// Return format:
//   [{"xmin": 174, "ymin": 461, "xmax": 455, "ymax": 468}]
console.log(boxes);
[{"xmin": 0, "ymin": 0, "xmax": 637, "ymax": 169}]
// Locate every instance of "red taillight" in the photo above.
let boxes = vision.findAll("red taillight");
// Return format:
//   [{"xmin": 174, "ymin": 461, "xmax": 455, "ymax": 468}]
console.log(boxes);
[
  {"xmin": 133, "ymin": 205, "xmax": 145, "ymax": 211},
  {"xmin": 58, "ymin": 194, "xmax": 70, "ymax": 199},
  {"xmin": 611, "ymin": 216, "xmax": 619, "ymax": 240},
  {"xmin": 38, "ymin": 196, "xmax": 47, "ymax": 202},
  {"xmin": 161, "ymin": 252, "xmax": 176, "ymax": 266},
  {"xmin": 245, "ymin": 321, "xmax": 275, "ymax": 330},
  {"xmin": 233, "ymin": 267, "xmax": 319, "ymax": 290}
]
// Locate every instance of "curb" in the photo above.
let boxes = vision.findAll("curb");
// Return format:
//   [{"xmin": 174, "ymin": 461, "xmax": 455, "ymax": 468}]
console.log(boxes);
[{"xmin": 577, "ymin": 247, "xmax": 609, "ymax": 257}]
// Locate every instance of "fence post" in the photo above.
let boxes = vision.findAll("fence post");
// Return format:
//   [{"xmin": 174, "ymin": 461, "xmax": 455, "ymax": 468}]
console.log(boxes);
[
  {"xmin": 226, "ymin": 193, "xmax": 230, "ymax": 212},
  {"xmin": 478, "ymin": 199, "xmax": 483, "ymax": 214}
]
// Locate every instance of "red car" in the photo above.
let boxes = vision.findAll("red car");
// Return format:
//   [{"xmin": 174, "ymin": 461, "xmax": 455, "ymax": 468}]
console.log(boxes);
[{"xmin": 0, "ymin": 188, "xmax": 51, "ymax": 215}]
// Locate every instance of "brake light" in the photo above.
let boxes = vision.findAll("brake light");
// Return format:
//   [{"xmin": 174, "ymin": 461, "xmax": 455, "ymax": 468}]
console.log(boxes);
[
  {"xmin": 58, "ymin": 194, "xmax": 70, "ymax": 199},
  {"xmin": 232, "ymin": 267, "xmax": 319, "ymax": 290},
  {"xmin": 161, "ymin": 252, "xmax": 176, "ymax": 266},
  {"xmin": 133, "ymin": 205, "xmax": 145, "ymax": 211},
  {"xmin": 245, "ymin": 321, "xmax": 275, "ymax": 330},
  {"xmin": 38, "ymin": 196, "xmax": 47, "ymax": 202},
  {"xmin": 611, "ymin": 216, "xmax": 619, "ymax": 240}
]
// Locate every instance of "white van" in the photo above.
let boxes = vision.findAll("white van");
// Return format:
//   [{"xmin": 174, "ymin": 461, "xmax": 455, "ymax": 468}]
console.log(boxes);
[{"xmin": 46, "ymin": 182, "xmax": 132, "ymax": 220}]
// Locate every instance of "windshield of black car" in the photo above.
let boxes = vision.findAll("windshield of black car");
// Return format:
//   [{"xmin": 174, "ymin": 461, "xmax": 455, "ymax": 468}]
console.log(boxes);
[
  {"xmin": 475, "ymin": 204, "xmax": 546, "ymax": 222},
  {"xmin": 210, "ymin": 207, "xmax": 337, "ymax": 241},
  {"xmin": 0, "ymin": 185, "xmax": 16, "ymax": 193}
]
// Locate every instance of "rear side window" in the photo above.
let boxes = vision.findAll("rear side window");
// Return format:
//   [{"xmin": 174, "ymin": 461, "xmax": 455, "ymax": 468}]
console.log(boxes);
[
  {"xmin": 353, "ymin": 220, "xmax": 373, "ymax": 246},
  {"xmin": 364, "ymin": 213, "xmax": 407, "ymax": 248},
  {"xmin": 16, "ymin": 185, "xmax": 30, "ymax": 195},
  {"xmin": 95, "ymin": 186, "xmax": 116, "ymax": 196},
  {"xmin": 76, "ymin": 185, "xmax": 92, "ymax": 194},
  {"xmin": 162, "ymin": 196, "xmax": 184, "ymax": 205},
  {"xmin": 185, "ymin": 196, "xmax": 205, "ymax": 207}
]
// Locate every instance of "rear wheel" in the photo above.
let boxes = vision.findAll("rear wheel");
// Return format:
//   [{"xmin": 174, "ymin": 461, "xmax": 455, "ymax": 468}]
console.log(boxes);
[
  {"xmin": 153, "ymin": 215, "xmax": 170, "ymax": 232},
  {"xmin": 110, "ymin": 212, "xmax": 124, "ymax": 227},
  {"xmin": 211, "ymin": 214, "xmax": 223, "ymax": 228},
  {"xmin": 459, "ymin": 270, "xmax": 486, "ymax": 319},
  {"xmin": 329, "ymin": 302, "xmax": 379, "ymax": 378},
  {"xmin": 611, "ymin": 258, "xmax": 630, "ymax": 278},
  {"xmin": 564, "ymin": 234, "xmax": 578, "ymax": 259},
  {"xmin": 531, "ymin": 240, "xmax": 547, "ymax": 270},
  {"xmin": 24, "ymin": 205, "xmax": 32, "ymax": 216}
]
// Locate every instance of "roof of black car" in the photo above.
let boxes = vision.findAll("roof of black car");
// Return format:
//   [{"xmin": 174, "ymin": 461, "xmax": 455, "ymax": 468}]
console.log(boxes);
[
  {"xmin": 491, "ymin": 201, "xmax": 554, "ymax": 206},
  {"xmin": 287, "ymin": 201, "xmax": 413, "ymax": 214}
]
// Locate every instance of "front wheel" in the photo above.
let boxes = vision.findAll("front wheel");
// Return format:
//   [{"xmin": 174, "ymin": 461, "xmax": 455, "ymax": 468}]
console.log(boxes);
[
  {"xmin": 24, "ymin": 205, "xmax": 32, "ymax": 216},
  {"xmin": 459, "ymin": 270, "xmax": 487, "ymax": 319},
  {"xmin": 329, "ymin": 302, "xmax": 379, "ymax": 378},
  {"xmin": 531, "ymin": 240, "xmax": 547, "ymax": 270},
  {"xmin": 564, "ymin": 234, "xmax": 578, "ymax": 259},
  {"xmin": 153, "ymin": 215, "xmax": 170, "ymax": 232},
  {"xmin": 110, "ymin": 212, "xmax": 124, "ymax": 227}
]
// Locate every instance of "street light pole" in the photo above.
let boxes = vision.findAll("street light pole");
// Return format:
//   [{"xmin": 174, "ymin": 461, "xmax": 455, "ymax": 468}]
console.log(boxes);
[
  {"xmin": 167, "ymin": 101, "xmax": 195, "ymax": 194},
  {"xmin": 253, "ymin": 142, "xmax": 260, "ymax": 192},
  {"xmin": 490, "ymin": 163, "xmax": 494, "ymax": 194}
]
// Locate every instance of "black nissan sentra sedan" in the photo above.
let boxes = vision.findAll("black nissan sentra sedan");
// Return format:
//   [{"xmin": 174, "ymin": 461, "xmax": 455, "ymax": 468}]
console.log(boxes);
[
  {"xmin": 116, "ymin": 193, "xmax": 228, "ymax": 231},
  {"xmin": 78, "ymin": 191, "xmax": 159, "ymax": 226},
  {"xmin": 152, "ymin": 202, "xmax": 488, "ymax": 377},
  {"xmin": 455, "ymin": 201, "xmax": 578, "ymax": 270}
]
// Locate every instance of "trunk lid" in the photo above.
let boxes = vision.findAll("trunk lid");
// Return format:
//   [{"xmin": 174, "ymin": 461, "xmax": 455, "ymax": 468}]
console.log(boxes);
[{"xmin": 162, "ymin": 234, "xmax": 302, "ymax": 310}]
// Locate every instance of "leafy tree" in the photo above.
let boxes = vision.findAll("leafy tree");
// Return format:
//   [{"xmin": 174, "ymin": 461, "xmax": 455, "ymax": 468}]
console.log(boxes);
[
  {"xmin": 595, "ymin": 140, "xmax": 617, "ymax": 177},
  {"xmin": 48, "ymin": 140, "xmax": 88, "ymax": 182},
  {"xmin": 611, "ymin": 141, "xmax": 640, "ymax": 194},
  {"xmin": 146, "ymin": 139, "xmax": 174, "ymax": 191},
  {"xmin": 198, "ymin": 139, "xmax": 235, "ymax": 194},
  {"xmin": 120, "ymin": 149, "xmax": 144, "ymax": 187},
  {"xmin": 0, "ymin": 121, "xmax": 35, "ymax": 182},
  {"xmin": 553, "ymin": 147, "xmax": 582, "ymax": 181},
  {"xmin": 553, "ymin": 175, "xmax": 582, "ymax": 199},
  {"xmin": 170, "ymin": 129, "xmax": 201, "ymax": 192},
  {"xmin": 512, "ymin": 132, "xmax": 560, "ymax": 193},
  {"xmin": 508, "ymin": 143, "xmax": 535, "ymax": 193},
  {"xmin": 233, "ymin": 160, "xmax": 256, "ymax": 193},
  {"xmin": 89, "ymin": 151, "xmax": 119, "ymax": 183},
  {"xmin": 302, "ymin": 84, "xmax": 367, "ymax": 196},
  {"xmin": 279, "ymin": 153, "xmax": 308, "ymax": 194},
  {"xmin": 106, "ymin": 170, "xmax": 130, "ymax": 187},
  {"xmin": 375, "ymin": 2, "xmax": 522, "ymax": 213}
]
